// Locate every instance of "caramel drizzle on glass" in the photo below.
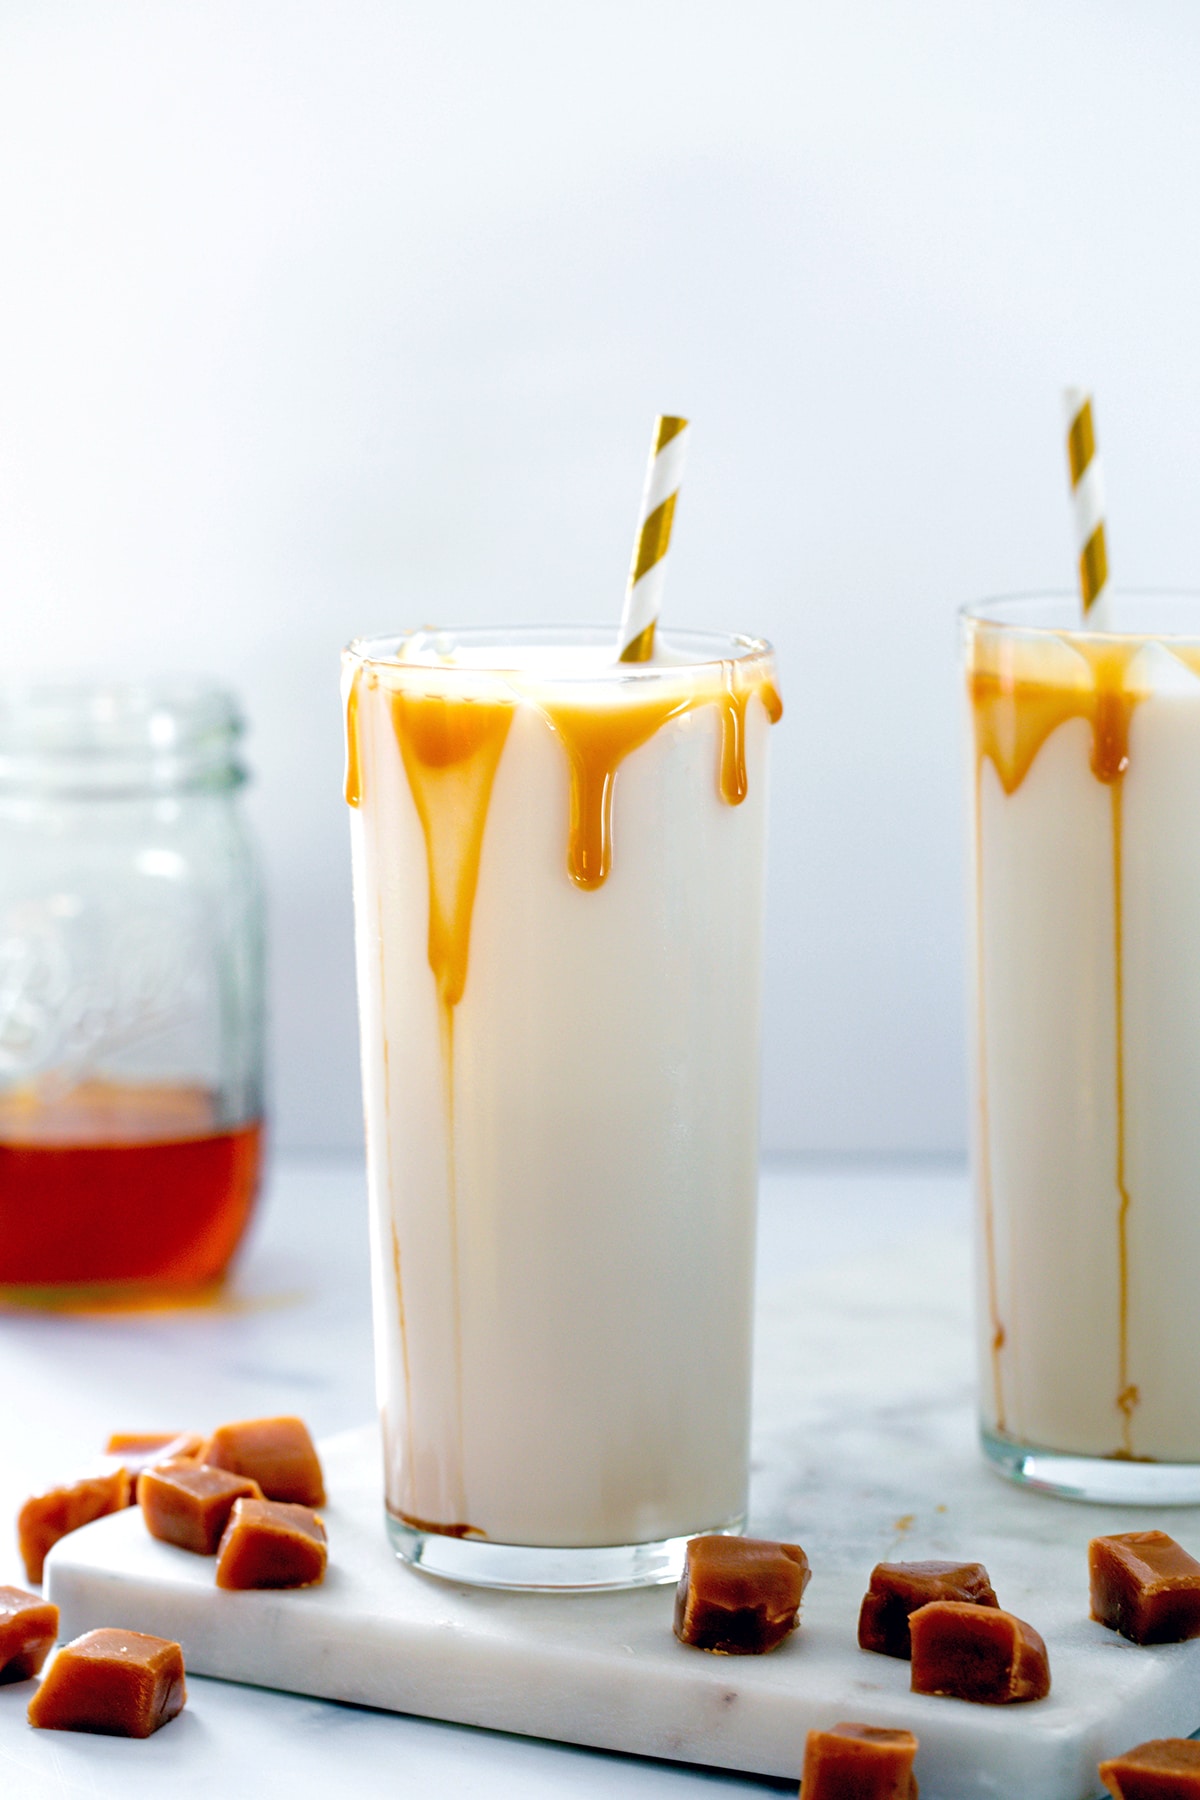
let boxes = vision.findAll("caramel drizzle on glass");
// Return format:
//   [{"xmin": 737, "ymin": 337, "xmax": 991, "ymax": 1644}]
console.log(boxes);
[
  {"xmin": 390, "ymin": 685, "xmax": 514, "ymax": 1523},
  {"xmin": 538, "ymin": 667, "xmax": 783, "ymax": 889},
  {"xmin": 343, "ymin": 664, "xmax": 363, "ymax": 808},
  {"xmin": 970, "ymin": 632, "xmax": 1144, "ymax": 1453},
  {"xmin": 344, "ymin": 650, "xmax": 780, "ymax": 1530},
  {"xmin": 344, "ymin": 656, "xmax": 782, "ymax": 975}
]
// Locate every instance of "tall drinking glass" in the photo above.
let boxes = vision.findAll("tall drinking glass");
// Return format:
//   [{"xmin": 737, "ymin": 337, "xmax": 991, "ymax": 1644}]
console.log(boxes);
[
  {"xmin": 343, "ymin": 626, "xmax": 781, "ymax": 1587},
  {"xmin": 966, "ymin": 592, "xmax": 1200, "ymax": 1501}
]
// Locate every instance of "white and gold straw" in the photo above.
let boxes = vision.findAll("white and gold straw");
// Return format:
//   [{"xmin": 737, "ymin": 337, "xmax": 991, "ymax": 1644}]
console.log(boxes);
[
  {"xmin": 1064, "ymin": 388, "xmax": 1111, "ymax": 629},
  {"xmin": 617, "ymin": 414, "xmax": 689, "ymax": 662}
]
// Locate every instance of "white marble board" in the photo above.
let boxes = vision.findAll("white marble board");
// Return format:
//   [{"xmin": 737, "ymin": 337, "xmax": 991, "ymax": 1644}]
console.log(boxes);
[{"xmin": 38, "ymin": 1206, "xmax": 1200, "ymax": 1799}]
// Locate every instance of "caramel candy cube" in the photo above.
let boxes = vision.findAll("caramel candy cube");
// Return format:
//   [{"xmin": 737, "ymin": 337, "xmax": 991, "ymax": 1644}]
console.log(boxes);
[
  {"xmin": 0, "ymin": 1587, "xmax": 58, "ymax": 1684},
  {"xmin": 673, "ymin": 1535, "xmax": 810, "ymax": 1654},
  {"xmin": 1099, "ymin": 1739, "xmax": 1200, "ymax": 1798},
  {"xmin": 18, "ymin": 1468, "xmax": 131, "ymax": 1585},
  {"xmin": 801, "ymin": 1722, "xmax": 919, "ymax": 1799},
  {"xmin": 138, "ymin": 1462, "xmax": 263, "ymax": 1554},
  {"xmin": 215, "ymin": 1497, "xmax": 328, "ymax": 1589},
  {"xmin": 858, "ymin": 1560, "xmax": 999, "ymax": 1660},
  {"xmin": 203, "ymin": 1416, "xmax": 325, "ymax": 1506},
  {"xmin": 909, "ymin": 1600, "xmax": 1050, "ymax": 1704},
  {"xmin": 105, "ymin": 1432, "xmax": 205, "ymax": 1474},
  {"xmin": 1090, "ymin": 1532, "xmax": 1200, "ymax": 1645},
  {"xmin": 28, "ymin": 1628, "xmax": 186, "ymax": 1737}
]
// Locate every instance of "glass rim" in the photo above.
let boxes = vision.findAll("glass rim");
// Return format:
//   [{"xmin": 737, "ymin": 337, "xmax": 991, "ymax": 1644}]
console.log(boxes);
[
  {"xmin": 961, "ymin": 588, "xmax": 1200, "ymax": 646},
  {"xmin": 343, "ymin": 624, "xmax": 774, "ymax": 680},
  {"xmin": 0, "ymin": 678, "xmax": 247, "ymax": 795},
  {"xmin": 0, "ymin": 677, "xmax": 243, "ymax": 756}
]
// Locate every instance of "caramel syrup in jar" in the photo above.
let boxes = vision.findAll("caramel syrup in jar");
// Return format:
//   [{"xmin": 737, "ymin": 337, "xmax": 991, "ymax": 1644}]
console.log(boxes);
[
  {"xmin": 0, "ymin": 679, "xmax": 266, "ymax": 1304},
  {"xmin": 0, "ymin": 1082, "xmax": 263, "ymax": 1297}
]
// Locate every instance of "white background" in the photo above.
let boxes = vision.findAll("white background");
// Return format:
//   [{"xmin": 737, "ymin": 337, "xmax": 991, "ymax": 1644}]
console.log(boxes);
[{"xmin": 2, "ymin": 0, "xmax": 1199, "ymax": 1155}]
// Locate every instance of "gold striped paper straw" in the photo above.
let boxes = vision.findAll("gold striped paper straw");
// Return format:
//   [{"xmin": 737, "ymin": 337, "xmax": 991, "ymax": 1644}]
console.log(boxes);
[
  {"xmin": 617, "ymin": 415, "xmax": 689, "ymax": 662},
  {"xmin": 1064, "ymin": 387, "xmax": 1111, "ymax": 629}
]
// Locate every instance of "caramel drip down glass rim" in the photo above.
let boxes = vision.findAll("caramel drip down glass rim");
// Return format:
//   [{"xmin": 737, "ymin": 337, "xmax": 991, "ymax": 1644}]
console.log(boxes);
[
  {"xmin": 963, "ymin": 589, "xmax": 1200, "ymax": 644},
  {"xmin": 344, "ymin": 625, "xmax": 774, "ymax": 681}
]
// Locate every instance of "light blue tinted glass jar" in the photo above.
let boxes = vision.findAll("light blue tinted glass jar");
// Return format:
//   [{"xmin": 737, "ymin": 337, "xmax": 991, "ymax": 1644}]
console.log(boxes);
[{"xmin": 0, "ymin": 679, "xmax": 265, "ymax": 1298}]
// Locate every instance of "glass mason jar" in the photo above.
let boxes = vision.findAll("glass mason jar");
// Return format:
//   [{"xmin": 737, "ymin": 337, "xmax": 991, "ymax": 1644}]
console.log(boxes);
[{"xmin": 0, "ymin": 680, "xmax": 265, "ymax": 1302}]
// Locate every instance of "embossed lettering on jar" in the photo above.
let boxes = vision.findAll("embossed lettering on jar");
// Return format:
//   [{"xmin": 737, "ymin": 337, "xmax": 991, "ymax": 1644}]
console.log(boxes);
[{"xmin": 0, "ymin": 681, "xmax": 265, "ymax": 1297}]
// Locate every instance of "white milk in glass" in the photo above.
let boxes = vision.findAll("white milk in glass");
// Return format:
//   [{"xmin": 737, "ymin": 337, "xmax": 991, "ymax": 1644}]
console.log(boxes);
[
  {"xmin": 343, "ymin": 627, "xmax": 781, "ymax": 1584},
  {"xmin": 967, "ymin": 594, "xmax": 1200, "ymax": 1501}
]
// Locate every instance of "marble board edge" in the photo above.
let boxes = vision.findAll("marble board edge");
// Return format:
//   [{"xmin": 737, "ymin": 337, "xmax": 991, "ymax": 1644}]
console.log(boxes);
[
  {"xmin": 47, "ymin": 1524, "xmax": 819, "ymax": 1782},
  {"xmin": 38, "ymin": 1425, "xmax": 1200, "ymax": 1799}
]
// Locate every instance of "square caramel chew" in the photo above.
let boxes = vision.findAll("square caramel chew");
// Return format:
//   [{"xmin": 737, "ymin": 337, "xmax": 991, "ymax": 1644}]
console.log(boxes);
[
  {"xmin": 215, "ymin": 1497, "xmax": 328, "ymax": 1589},
  {"xmin": 1090, "ymin": 1532, "xmax": 1200, "ymax": 1645},
  {"xmin": 858, "ymin": 1560, "xmax": 999, "ymax": 1659},
  {"xmin": 27, "ymin": 1629, "xmax": 186, "ymax": 1737},
  {"xmin": 138, "ymin": 1463, "xmax": 263, "ymax": 1554},
  {"xmin": 202, "ymin": 1416, "xmax": 325, "ymax": 1507},
  {"xmin": 105, "ymin": 1432, "xmax": 205, "ymax": 1476},
  {"xmin": 1099, "ymin": 1738, "xmax": 1200, "ymax": 1798},
  {"xmin": 674, "ymin": 1535, "xmax": 810, "ymax": 1654},
  {"xmin": 18, "ymin": 1469, "xmax": 131, "ymax": 1585},
  {"xmin": 0, "ymin": 1587, "xmax": 58, "ymax": 1685},
  {"xmin": 801, "ymin": 1722, "xmax": 919, "ymax": 1800},
  {"xmin": 909, "ymin": 1600, "xmax": 1050, "ymax": 1704}
]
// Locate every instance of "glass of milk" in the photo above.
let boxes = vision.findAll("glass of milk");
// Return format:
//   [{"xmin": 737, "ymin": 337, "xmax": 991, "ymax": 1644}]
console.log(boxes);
[
  {"xmin": 343, "ymin": 625, "xmax": 781, "ymax": 1586},
  {"xmin": 966, "ymin": 591, "xmax": 1200, "ymax": 1502}
]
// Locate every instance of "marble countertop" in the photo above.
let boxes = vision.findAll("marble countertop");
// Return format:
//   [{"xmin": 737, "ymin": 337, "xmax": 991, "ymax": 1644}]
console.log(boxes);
[{"xmin": 0, "ymin": 1156, "xmax": 967, "ymax": 1799}]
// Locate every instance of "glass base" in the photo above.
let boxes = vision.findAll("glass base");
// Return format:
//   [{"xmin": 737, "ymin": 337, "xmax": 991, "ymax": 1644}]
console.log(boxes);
[
  {"xmin": 982, "ymin": 1427, "xmax": 1200, "ymax": 1505},
  {"xmin": 386, "ymin": 1511, "xmax": 745, "ymax": 1591},
  {"xmin": 0, "ymin": 1276, "xmax": 230, "ymax": 1313}
]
